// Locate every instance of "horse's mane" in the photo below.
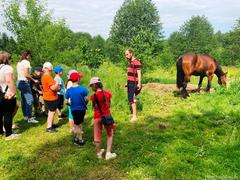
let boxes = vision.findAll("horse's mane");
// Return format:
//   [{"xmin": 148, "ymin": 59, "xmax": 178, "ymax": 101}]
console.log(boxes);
[
  {"xmin": 210, "ymin": 55, "xmax": 225, "ymax": 77},
  {"xmin": 201, "ymin": 53, "xmax": 224, "ymax": 77}
]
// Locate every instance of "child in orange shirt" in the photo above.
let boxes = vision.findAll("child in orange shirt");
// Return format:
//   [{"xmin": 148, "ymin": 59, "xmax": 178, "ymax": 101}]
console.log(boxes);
[{"xmin": 41, "ymin": 62, "xmax": 60, "ymax": 132}]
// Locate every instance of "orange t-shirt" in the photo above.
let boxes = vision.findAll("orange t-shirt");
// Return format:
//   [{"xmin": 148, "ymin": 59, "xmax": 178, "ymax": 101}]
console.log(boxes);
[{"xmin": 41, "ymin": 74, "xmax": 58, "ymax": 101}]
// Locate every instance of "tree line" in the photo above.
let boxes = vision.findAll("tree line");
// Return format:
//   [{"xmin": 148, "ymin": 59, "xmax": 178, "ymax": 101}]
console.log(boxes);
[{"xmin": 0, "ymin": 0, "xmax": 240, "ymax": 69}]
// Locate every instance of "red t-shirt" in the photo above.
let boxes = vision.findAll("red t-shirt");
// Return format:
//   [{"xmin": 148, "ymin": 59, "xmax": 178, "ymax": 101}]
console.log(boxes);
[
  {"xmin": 127, "ymin": 59, "xmax": 142, "ymax": 83},
  {"xmin": 90, "ymin": 90, "xmax": 112, "ymax": 119}
]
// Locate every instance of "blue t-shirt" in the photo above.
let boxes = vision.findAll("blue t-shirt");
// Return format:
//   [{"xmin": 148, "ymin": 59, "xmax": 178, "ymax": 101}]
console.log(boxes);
[
  {"xmin": 54, "ymin": 75, "xmax": 65, "ymax": 95},
  {"xmin": 65, "ymin": 85, "xmax": 89, "ymax": 111}
]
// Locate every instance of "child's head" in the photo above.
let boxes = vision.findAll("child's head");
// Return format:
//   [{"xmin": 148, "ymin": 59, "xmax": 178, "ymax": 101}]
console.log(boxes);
[
  {"xmin": 54, "ymin": 66, "xmax": 65, "ymax": 76},
  {"xmin": 34, "ymin": 67, "xmax": 43, "ymax": 76},
  {"xmin": 43, "ymin": 62, "xmax": 53, "ymax": 74},
  {"xmin": 69, "ymin": 72, "xmax": 84, "ymax": 84},
  {"xmin": 67, "ymin": 69, "xmax": 77, "ymax": 80},
  {"xmin": 89, "ymin": 77, "xmax": 103, "ymax": 91}
]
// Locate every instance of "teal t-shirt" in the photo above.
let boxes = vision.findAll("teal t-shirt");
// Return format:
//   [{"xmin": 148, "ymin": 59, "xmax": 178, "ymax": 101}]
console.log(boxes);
[{"xmin": 54, "ymin": 75, "xmax": 65, "ymax": 95}]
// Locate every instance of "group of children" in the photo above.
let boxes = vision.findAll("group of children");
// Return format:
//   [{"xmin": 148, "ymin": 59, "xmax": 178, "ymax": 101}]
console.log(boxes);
[{"xmin": 34, "ymin": 62, "xmax": 116, "ymax": 160}]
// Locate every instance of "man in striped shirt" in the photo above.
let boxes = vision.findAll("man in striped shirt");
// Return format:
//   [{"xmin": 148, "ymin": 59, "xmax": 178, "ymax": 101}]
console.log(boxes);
[{"xmin": 125, "ymin": 49, "xmax": 142, "ymax": 123}]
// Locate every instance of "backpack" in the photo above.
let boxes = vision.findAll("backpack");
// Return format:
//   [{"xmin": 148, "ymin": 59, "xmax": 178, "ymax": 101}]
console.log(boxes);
[{"xmin": 0, "ymin": 64, "xmax": 8, "ymax": 103}]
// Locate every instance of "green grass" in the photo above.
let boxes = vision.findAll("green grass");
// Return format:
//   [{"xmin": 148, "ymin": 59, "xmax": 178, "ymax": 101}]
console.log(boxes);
[{"xmin": 0, "ymin": 64, "xmax": 239, "ymax": 179}]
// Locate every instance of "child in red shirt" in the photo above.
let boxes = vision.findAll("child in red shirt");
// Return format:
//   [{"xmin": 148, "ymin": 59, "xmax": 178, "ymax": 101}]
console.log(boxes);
[{"xmin": 89, "ymin": 77, "xmax": 117, "ymax": 160}]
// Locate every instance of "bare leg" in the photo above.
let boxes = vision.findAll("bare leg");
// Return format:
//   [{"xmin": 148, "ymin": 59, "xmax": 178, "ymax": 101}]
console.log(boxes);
[
  {"xmin": 106, "ymin": 135, "xmax": 113, "ymax": 153},
  {"xmin": 74, "ymin": 125, "xmax": 82, "ymax": 140},
  {"xmin": 95, "ymin": 142, "xmax": 101, "ymax": 153},
  {"xmin": 130, "ymin": 102, "xmax": 137, "ymax": 122},
  {"xmin": 47, "ymin": 111, "xmax": 55, "ymax": 128},
  {"xmin": 57, "ymin": 109, "xmax": 62, "ymax": 117}
]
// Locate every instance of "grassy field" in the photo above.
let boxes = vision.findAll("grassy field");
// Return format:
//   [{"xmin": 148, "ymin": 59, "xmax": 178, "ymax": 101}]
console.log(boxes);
[{"xmin": 0, "ymin": 64, "xmax": 239, "ymax": 179}]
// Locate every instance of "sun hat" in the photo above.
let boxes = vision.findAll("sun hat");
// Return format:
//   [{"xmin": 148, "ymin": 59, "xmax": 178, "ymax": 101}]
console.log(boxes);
[
  {"xmin": 54, "ymin": 66, "xmax": 65, "ymax": 73},
  {"xmin": 43, "ymin": 62, "xmax": 53, "ymax": 70},
  {"xmin": 89, "ymin": 77, "xmax": 102, "ymax": 87},
  {"xmin": 67, "ymin": 69, "xmax": 78, "ymax": 79},
  {"xmin": 70, "ymin": 72, "xmax": 84, "ymax": 82}
]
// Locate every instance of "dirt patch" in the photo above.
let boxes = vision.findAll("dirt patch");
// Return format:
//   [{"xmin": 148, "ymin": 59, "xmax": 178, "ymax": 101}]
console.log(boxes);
[{"xmin": 143, "ymin": 83, "xmax": 198, "ymax": 92}]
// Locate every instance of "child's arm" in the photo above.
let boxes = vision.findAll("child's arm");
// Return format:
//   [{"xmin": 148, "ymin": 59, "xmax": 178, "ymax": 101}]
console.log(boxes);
[{"xmin": 84, "ymin": 96, "xmax": 89, "ymax": 104}]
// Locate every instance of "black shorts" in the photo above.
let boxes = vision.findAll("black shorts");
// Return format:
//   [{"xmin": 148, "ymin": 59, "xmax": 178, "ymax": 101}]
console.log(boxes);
[
  {"xmin": 45, "ymin": 100, "xmax": 58, "ymax": 112},
  {"xmin": 127, "ymin": 82, "xmax": 137, "ymax": 103},
  {"xmin": 71, "ymin": 110, "xmax": 86, "ymax": 125},
  {"xmin": 57, "ymin": 95, "xmax": 64, "ymax": 110}
]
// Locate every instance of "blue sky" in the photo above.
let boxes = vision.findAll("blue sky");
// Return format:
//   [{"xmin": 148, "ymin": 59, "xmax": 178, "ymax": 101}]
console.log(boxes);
[{"xmin": 0, "ymin": 0, "xmax": 240, "ymax": 38}]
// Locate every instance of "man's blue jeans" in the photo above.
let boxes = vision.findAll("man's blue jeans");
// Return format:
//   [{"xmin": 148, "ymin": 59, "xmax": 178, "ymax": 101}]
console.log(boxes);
[{"xmin": 17, "ymin": 80, "xmax": 33, "ymax": 118}]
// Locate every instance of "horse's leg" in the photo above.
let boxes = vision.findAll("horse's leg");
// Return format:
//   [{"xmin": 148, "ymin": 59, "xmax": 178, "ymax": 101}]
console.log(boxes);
[
  {"xmin": 182, "ymin": 75, "xmax": 190, "ymax": 97},
  {"xmin": 197, "ymin": 75, "xmax": 204, "ymax": 92},
  {"xmin": 206, "ymin": 74, "xmax": 214, "ymax": 92}
]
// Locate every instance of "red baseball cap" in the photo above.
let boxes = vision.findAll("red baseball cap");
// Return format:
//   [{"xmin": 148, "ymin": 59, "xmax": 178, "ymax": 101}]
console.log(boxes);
[{"xmin": 70, "ymin": 72, "xmax": 84, "ymax": 81}]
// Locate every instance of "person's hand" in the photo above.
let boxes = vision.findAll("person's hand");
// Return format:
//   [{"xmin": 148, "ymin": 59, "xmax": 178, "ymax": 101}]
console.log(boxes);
[
  {"xmin": 137, "ymin": 83, "xmax": 141, "ymax": 89},
  {"xmin": 34, "ymin": 79, "xmax": 39, "ymax": 84},
  {"xmin": 38, "ymin": 90, "xmax": 43, "ymax": 95}
]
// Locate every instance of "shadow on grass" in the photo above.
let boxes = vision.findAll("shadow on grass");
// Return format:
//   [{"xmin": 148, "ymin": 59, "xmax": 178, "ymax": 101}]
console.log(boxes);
[
  {"xmin": 2, "ymin": 109, "xmax": 239, "ymax": 179},
  {"xmin": 14, "ymin": 114, "xmax": 69, "ymax": 134}
]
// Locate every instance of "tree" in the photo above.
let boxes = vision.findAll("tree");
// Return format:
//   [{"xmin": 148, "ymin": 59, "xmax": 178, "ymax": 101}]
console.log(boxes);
[
  {"xmin": 2, "ymin": 0, "xmax": 74, "ymax": 65},
  {"xmin": 109, "ymin": 0, "xmax": 163, "ymax": 67},
  {"xmin": 168, "ymin": 15, "xmax": 216, "ymax": 59},
  {"xmin": 221, "ymin": 18, "xmax": 240, "ymax": 65},
  {"xmin": 0, "ymin": 32, "xmax": 17, "ymax": 53}
]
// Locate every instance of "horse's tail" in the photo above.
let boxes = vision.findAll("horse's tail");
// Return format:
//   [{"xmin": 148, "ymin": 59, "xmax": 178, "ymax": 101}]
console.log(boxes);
[{"xmin": 176, "ymin": 56, "xmax": 184, "ymax": 89}]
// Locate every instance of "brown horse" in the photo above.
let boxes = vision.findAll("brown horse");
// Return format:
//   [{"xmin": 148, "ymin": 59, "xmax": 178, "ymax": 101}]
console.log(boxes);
[{"xmin": 176, "ymin": 53, "xmax": 227, "ymax": 98}]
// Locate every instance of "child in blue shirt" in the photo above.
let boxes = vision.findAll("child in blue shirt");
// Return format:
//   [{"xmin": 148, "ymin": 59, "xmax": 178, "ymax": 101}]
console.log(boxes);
[
  {"xmin": 54, "ymin": 66, "xmax": 66, "ymax": 120},
  {"xmin": 65, "ymin": 72, "xmax": 89, "ymax": 146}
]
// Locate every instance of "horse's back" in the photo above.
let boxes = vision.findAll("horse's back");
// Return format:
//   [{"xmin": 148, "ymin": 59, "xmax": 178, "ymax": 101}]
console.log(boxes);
[
  {"xmin": 181, "ymin": 53, "xmax": 198, "ymax": 75},
  {"xmin": 181, "ymin": 53, "xmax": 217, "ymax": 75}
]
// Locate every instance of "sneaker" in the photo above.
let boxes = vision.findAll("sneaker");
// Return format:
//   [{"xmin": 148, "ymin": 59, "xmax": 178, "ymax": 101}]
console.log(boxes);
[
  {"xmin": 24, "ymin": 116, "xmax": 28, "ymax": 121},
  {"xmin": 5, "ymin": 133, "xmax": 21, "ymax": 141},
  {"xmin": 79, "ymin": 139, "xmax": 85, "ymax": 146},
  {"xmin": 28, "ymin": 117, "xmax": 39, "ymax": 124},
  {"xmin": 52, "ymin": 124, "xmax": 61, "ymax": 129},
  {"xmin": 46, "ymin": 127, "xmax": 57, "ymax": 133},
  {"xmin": 105, "ymin": 152, "xmax": 117, "ymax": 160},
  {"xmin": 73, "ymin": 138, "xmax": 85, "ymax": 146},
  {"xmin": 97, "ymin": 149, "xmax": 105, "ymax": 159}
]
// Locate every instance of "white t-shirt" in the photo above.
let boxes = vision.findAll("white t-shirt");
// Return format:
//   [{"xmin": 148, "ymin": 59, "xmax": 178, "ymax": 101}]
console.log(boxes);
[
  {"xmin": 0, "ymin": 64, "xmax": 14, "ymax": 96},
  {"xmin": 17, "ymin": 59, "xmax": 31, "ymax": 81}
]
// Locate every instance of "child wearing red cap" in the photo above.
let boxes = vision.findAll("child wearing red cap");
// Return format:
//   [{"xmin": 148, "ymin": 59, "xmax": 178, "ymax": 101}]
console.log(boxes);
[
  {"xmin": 89, "ymin": 77, "xmax": 117, "ymax": 160},
  {"xmin": 65, "ymin": 72, "xmax": 89, "ymax": 146}
]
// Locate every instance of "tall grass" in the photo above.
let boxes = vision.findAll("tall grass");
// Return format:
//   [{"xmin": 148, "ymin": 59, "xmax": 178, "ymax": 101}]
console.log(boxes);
[{"xmin": 0, "ymin": 64, "xmax": 239, "ymax": 179}]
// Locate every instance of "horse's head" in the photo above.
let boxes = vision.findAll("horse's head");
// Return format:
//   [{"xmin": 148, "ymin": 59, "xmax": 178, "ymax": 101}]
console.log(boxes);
[{"xmin": 218, "ymin": 72, "xmax": 227, "ymax": 86}]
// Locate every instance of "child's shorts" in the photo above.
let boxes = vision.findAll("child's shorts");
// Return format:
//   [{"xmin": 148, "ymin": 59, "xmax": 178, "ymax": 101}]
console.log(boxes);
[
  {"xmin": 68, "ymin": 106, "xmax": 73, "ymax": 120},
  {"xmin": 94, "ymin": 118, "xmax": 115, "ymax": 143},
  {"xmin": 71, "ymin": 110, "xmax": 86, "ymax": 125},
  {"xmin": 57, "ymin": 94, "xmax": 64, "ymax": 110},
  {"xmin": 45, "ymin": 100, "xmax": 58, "ymax": 112}
]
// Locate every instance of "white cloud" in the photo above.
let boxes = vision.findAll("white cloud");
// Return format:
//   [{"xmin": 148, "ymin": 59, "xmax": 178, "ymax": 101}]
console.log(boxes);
[{"xmin": 0, "ymin": 0, "xmax": 239, "ymax": 38}]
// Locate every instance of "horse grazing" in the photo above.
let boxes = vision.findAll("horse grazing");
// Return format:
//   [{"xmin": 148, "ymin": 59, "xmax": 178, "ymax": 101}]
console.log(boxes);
[{"xmin": 176, "ymin": 53, "xmax": 227, "ymax": 98}]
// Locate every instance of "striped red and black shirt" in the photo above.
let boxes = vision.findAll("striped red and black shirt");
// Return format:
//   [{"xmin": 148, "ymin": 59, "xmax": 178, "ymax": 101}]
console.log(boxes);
[{"xmin": 127, "ymin": 59, "xmax": 142, "ymax": 83}]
